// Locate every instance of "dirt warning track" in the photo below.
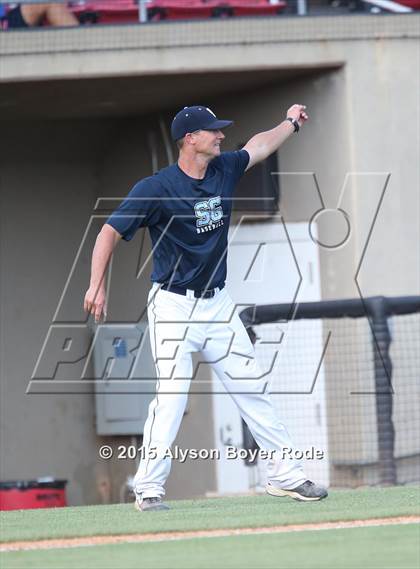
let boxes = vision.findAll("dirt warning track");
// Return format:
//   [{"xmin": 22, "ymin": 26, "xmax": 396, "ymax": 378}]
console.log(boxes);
[{"xmin": 1, "ymin": 516, "xmax": 419, "ymax": 552}]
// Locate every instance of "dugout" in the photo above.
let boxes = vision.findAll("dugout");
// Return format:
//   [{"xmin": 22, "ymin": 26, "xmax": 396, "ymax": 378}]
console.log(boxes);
[{"xmin": 0, "ymin": 14, "xmax": 419, "ymax": 505}]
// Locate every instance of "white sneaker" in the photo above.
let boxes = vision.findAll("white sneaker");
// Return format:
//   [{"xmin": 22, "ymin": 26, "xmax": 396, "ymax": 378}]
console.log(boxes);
[{"xmin": 266, "ymin": 480, "xmax": 328, "ymax": 502}]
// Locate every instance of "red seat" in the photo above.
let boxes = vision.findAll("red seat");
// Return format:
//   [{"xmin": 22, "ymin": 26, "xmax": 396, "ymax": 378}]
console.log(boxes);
[
  {"xmin": 392, "ymin": 0, "xmax": 420, "ymax": 7},
  {"xmin": 148, "ymin": 1, "xmax": 286, "ymax": 20},
  {"xmin": 69, "ymin": 0, "xmax": 287, "ymax": 24},
  {"xmin": 70, "ymin": 1, "xmax": 139, "ymax": 24},
  {"xmin": 148, "ymin": 0, "xmax": 213, "ymax": 21},
  {"xmin": 229, "ymin": 1, "xmax": 286, "ymax": 16}
]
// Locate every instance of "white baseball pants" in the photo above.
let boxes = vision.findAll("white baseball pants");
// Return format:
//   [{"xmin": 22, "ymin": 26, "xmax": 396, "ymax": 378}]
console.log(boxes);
[{"xmin": 134, "ymin": 283, "xmax": 306, "ymax": 498}]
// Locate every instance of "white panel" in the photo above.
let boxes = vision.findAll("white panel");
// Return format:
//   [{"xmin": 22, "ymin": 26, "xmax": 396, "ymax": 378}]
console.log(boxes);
[{"xmin": 94, "ymin": 322, "xmax": 156, "ymax": 435}]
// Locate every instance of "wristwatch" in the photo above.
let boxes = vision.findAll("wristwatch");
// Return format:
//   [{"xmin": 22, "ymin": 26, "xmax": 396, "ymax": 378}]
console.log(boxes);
[{"xmin": 286, "ymin": 117, "xmax": 300, "ymax": 133}]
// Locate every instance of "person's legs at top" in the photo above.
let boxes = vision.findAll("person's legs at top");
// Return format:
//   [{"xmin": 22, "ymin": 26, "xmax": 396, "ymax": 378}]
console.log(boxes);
[
  {"xmin": 42, "ymin": 3, "xmax": 78, "ymax": 26},
  {"xmin": 20, "ymin": 3, "xmax": 78, "ymax": 27},
  {"xmin": 4, "ymin": 5, "xmax": 30, "ymax": 28}
]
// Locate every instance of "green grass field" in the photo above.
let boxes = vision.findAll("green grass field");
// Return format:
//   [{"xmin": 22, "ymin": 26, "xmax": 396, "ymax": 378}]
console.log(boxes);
[{"xmin": 1, "ymin": 487, "xmax": 419, "ymax": 569}]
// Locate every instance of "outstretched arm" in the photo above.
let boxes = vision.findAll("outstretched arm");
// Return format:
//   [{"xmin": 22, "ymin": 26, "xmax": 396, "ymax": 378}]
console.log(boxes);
[
  {"xmin": 243, "ymin": 104, "xmax": 308, "ymax": 171},
  {"xmin": 84, "ymin": 224, "xmax": 122, "ymax": 323}
]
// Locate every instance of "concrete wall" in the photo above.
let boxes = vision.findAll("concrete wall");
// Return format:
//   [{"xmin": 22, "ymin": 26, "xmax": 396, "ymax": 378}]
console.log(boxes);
[
  {"xmin": 0, "ymin": 120, "xmax": 109, "ymax": 505},
  {"xmin": 1, "ymin": 15, "xmax": 418, "ymax": 503}
]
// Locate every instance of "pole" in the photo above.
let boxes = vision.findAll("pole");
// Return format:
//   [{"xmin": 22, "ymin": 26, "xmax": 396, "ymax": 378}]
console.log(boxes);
[
  {"xmin": 138, "ymin": 0, "xmax": 148, "ymax": 23},
  {"xmin": 296, "ymin": 0, "xmax": 307, "ymax": 15},
  {"xmin": 369, "ymin": 296, "xmax": 397, "ymax": 485}
]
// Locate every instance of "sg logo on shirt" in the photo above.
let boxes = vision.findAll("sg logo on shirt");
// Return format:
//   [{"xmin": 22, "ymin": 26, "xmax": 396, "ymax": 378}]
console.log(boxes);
[{"xmin": 194, "ymin": 197, "xmax": 224, "ymax": 234}]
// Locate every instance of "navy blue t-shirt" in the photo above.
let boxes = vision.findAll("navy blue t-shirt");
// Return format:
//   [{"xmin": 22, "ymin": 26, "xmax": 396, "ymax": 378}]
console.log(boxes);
[{"xmin": 106, "ymin": 150, "xmax": 250, "ymax": 290}]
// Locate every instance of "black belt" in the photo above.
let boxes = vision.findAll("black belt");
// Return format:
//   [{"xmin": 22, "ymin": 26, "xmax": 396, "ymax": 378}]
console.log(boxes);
[{"xmin": 160, "ymin": 283, "xmax": 225, "ymax": 299}]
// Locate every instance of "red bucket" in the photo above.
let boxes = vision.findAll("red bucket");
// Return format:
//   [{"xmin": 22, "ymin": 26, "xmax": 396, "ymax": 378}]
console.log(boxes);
[{"xmin": 0, "ymin": 479, "xmax": 68, "ymax": 511}]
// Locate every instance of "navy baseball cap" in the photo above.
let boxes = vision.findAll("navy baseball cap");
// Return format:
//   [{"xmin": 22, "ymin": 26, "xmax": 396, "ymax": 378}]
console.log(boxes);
[{"xmin": 171, "ymin": 106, "xmax": 233, "ymax": 141}]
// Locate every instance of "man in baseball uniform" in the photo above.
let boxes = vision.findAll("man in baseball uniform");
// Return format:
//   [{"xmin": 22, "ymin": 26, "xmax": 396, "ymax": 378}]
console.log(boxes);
[{"xmin": 84, "ymin": 104, "xmax": 328, "ymax": 511}]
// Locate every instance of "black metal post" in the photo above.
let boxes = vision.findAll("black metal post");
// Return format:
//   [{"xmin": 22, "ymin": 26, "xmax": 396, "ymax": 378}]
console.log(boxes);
[{"xmin": 368, "ymin": 296, "xmax": 397, "ymax": 485}]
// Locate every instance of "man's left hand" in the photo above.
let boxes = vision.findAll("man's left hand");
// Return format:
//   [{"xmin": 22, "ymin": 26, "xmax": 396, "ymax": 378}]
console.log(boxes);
[{"xmin": 286, "ymin": 104, "xmax": 309, "ymax": 127}]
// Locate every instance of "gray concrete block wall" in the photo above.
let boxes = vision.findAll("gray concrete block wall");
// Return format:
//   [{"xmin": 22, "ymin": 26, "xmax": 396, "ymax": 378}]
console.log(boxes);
[{"xmin": 0, "ymin": 120, "xmax": 108, "ymax": 505}]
